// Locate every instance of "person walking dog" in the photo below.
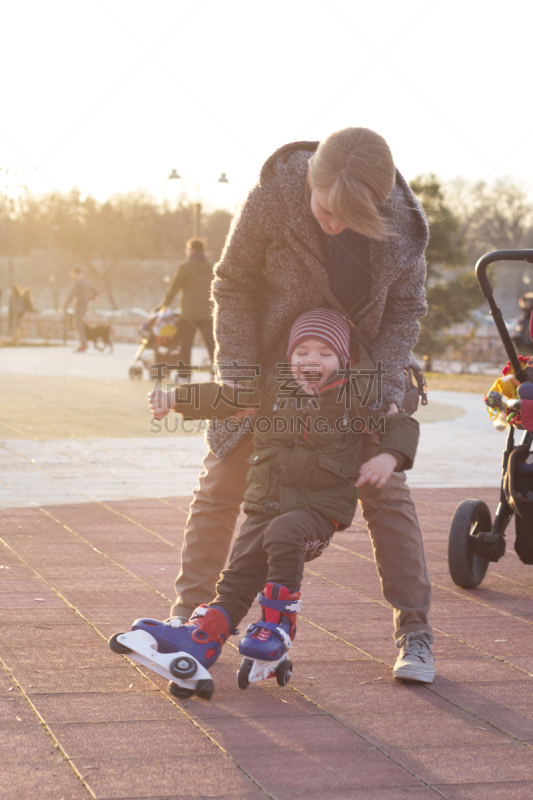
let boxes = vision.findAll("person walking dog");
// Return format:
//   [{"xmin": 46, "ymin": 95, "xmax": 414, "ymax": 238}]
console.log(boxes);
[
  {"xmin": 61, "ymin": 268, "xmax": 98, "ymax": 353},
  {"xmin": 165, "ymin": 127, "xmax": 434, "ymax": 682}
]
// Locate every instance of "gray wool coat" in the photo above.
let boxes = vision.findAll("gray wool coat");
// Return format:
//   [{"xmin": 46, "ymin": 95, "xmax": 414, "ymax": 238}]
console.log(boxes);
[{"xmin": 208, "ymin": 141, "xmax": 429, "ymax": 460}]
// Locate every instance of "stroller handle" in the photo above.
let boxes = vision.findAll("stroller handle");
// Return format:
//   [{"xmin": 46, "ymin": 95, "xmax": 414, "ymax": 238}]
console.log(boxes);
[
  {"xmin": 476, "ymin": 249, "xmax": 533, "ymax": 299},
  {"xmin": 475, "ymin": 249, "xmax": 533, "ymax": 382}
]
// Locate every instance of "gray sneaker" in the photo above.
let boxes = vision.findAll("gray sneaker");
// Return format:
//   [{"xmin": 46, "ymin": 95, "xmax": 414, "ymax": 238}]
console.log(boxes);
[{"xmin": 393, "ymin": 631, "xmax": 435, "ymax": 683}]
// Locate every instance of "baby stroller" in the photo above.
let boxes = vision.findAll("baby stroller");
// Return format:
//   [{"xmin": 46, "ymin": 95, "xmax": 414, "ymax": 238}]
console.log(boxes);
[
  {"xmin": 448, "ymin": 249, "xmax": 533, "ymax": 588},
  {"xmin": 512, "ymin": 291, "xmax": 533, "ymax": 354},
  {"xmin": 128, "ymin": 309, "xmax": 185, "ymax": 380}
]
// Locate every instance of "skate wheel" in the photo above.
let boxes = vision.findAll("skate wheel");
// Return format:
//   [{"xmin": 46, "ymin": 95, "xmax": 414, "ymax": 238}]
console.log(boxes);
[
  {"xmin": 168, "ymin": 681, "xmax": 194, "ymax": 700},
  {"xmin": 108, "ymin": 633, "xmax": 132, "ymax": 655},
  {"xmin": 195, "ymin": 679, "xmax": 214, "ymax": 701},
  {"xmin": 237, "ymin": 658, "xmax": 253, "ymax": 690},
  {"xmin": 169, "ymin": 656, "xmax": 197, "ymax": 680},
  {"xmin": 276, "ymin": 659, "xmax": 293, "ymax": 687}
]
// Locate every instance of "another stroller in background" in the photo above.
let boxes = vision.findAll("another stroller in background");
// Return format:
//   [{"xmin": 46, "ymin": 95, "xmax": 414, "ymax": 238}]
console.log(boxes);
[
  {"xmin": 448, "ymin": 249, "xmax": 533, "ymax": 589},
  {"xmin": 512, "ymin": 291, "xmax": 533, "ymax": 354},
  {"xmin": 129, "ymin": 309, "xmax": 185, "ymax": 380}
]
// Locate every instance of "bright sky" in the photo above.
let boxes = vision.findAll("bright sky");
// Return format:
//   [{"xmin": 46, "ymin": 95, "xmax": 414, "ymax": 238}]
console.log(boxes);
[{"xmin": 2, "ymin": 0, "xmax": 533, "ymax": 210}]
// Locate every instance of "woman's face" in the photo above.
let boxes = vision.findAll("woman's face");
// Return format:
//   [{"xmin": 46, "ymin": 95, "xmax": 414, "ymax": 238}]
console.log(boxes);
[{"xmin": 307, "ymin": 175, "xmax": 347, "ymax": 235}]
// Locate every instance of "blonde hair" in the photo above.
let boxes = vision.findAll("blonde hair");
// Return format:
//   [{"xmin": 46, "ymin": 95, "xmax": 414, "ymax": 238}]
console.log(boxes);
[{"xmin": 308, "ymin": 128, "xmax": 396, "ymax": 240}]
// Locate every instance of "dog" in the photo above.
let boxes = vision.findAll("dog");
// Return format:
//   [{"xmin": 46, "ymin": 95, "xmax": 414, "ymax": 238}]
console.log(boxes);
[{"xmin": 84, "ymin": 322, "xmax": 114, "ymax": 352}]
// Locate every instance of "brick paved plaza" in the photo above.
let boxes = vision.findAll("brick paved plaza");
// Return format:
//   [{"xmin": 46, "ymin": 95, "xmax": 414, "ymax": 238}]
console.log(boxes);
[{"xmin": 2, "ymin": 487, "xmax": 533, "ymax": 799}]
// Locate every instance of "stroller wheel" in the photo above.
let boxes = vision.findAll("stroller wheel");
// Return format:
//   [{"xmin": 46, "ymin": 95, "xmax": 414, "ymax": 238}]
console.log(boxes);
[{"xmin": 448, "ymin": 499, "xmax": 491, "ymax": 588}]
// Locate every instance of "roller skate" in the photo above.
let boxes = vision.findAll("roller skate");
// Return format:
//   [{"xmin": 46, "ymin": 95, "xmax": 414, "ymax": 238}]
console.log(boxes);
[
  {"xmin": 108, "ymin": 605, "xmax": 235, "ymax": 701},
  {"xmin": 237, "ymin": 583, "xmax": 301, "ymax": 690}
]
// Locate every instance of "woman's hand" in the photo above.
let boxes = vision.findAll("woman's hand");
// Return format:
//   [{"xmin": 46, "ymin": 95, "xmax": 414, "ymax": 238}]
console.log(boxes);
[
  {"xmin": 356, "ymin": 452, "xmax": 398, "ymax": 489},
  {"xmin": 148, "ymin": 388, "xmax": 172, "ymax": 420}
]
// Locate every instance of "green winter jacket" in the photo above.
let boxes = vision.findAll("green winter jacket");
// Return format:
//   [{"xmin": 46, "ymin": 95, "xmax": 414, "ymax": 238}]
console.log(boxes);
[
  {"xmin": 172, "ymin": 359, "xmax": 419, "ymax": 529},
  {"xmin": 163, "ymin": 256, "xmax": 214, "ymax": 320}
]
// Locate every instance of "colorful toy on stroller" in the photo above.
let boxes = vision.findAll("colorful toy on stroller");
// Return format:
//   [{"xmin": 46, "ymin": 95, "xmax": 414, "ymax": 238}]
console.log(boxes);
[
  {"xmin": 128, "ymin": 309, "xmax": 183, "ymax": 380},
  {"xmin": 448, "ymin": 249, "xmax": 533, "ymax": 588}
]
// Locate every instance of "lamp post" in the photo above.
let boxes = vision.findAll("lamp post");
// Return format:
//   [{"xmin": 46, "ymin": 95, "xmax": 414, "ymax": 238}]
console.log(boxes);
[
  {"xmin": 48, "ymin": 224, "xmax": 60, "ymax": 308},
  {"xmin": 167, "ymin": 170, "xmax": 229, "ymax": 237}
]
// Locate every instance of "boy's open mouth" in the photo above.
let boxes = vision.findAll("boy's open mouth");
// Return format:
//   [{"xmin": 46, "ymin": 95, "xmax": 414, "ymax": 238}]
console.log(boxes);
[{"xmin": 300, "ymin": 368, "xmax": 322, "ymax": 385}]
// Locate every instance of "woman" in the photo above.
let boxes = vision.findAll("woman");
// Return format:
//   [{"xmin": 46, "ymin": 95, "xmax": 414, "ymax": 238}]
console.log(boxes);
[{"xmin": 169, "ymin": 127, "xmax": 434, "ymax": 682}]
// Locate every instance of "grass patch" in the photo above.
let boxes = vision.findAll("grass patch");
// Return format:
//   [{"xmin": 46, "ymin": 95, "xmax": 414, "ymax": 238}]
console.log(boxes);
[{"xmin": 425, "ymin": 372, "xmax": 495, "ymax": 394}]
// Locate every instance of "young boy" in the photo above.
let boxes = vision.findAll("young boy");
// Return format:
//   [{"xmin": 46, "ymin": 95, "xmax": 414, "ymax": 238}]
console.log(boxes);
[{"xmin": 143, "ymin": 309, "xmax": 419, "ymax": 686}]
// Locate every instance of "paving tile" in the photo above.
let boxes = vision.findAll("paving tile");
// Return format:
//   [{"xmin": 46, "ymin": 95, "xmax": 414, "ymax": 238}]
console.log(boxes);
[
  {"xmin": 76, "ymin": 605, "xmax": 169, "ymax": 626},
  {"xmin": 430, "ymin": 657, "xmax": 528, "ymax": 682},
  {"xmin": 0, "ymin": 695, "xmax": 39, "ymax": 724},
  {"xmin": 0, "ymin": 606, "xmax": 85, "ymax": 625},
  {"xmin": 76, "ymin": 754, "xmax": 258, "ymax": 799},
  {"xmin": 177, "ymin": 679, "xmax": 326, "ymax": 721},
  {"xmin": 289, "ymin": 658, "xmax": 392, "ymax": 692},
  {"xmin": 438, "ymin": 781, "xmax": 533, "ymax": 799},
  {"xmin": 299, "ymin": 680, "xmax": 445, "ymax": 716},
  {"xmin": 431, "ymin": 637, "xmax": 486, "ymax": 660},
  {"xmin": 0, "ymin": 577, "xmax": 54, "ymax": 592},
  {"xmin": 0, "ymin": 721, "xmax": 63, "ymax": 762},
  {"xmin": 0, "ymin": 591, "xmax": 65, "ymax": 608},
  {"xmin": 34, "ymin": 691, "xmax": 186, "ymax": 723},
  {"xmin": 0, "ymin": 623, "xmax": 103, "ymax": 648},
  {"xmin": 286, "ymin": 790, "xmax": 436, "ymax": 800},
  {"xmin": 200, "ymin": 714, "xmax": 369, "ymax": 752},
  {"xmin": 384, "ymin": 742, "xmax": 533, "ymax": 784},
  {"xmin": 47, "ymin": 576, "xmax": 146, "ymax": 592},
  {"xmin": 340, "ymin": 708, "xmax": 510, "ymax": 747},
  {"xmin": 467, "ymin": 705, "xmax": 533, "ymax": 740},
  {"xmin": 228, "ymin": 746, "xmax": 418, "ymax": 793},
  {"xmin": 2, "ymin": 644, "xmax": 123, "ymax": 670},
  {"xmin": 432, "ymin": 679, "xmax": 533, "ymax": 709},
  {"xmin": 94, "ymin": 793, "xmax": 266, "ymax": 800},
  {"xmin": 0, "ymin": 564, "xmax": 37, "ymax": 577},
  {"xmin": 505, "ymin": 655, "xmax": 533, "ymax": 674},
  {"xmin": 57, "ymin": 590, "xmax": 159, "ymax": 607},
  {"xmin": 295, "ymin": 622, "xmax": 373, "ymax": 661},
  {"xmin": 0, "ymin": 759, "xmax": 88, "ymax": 800},
  {"xmin": 49, "ymin": 719, "xmax": 216, "ymax": 759},
  {"xmin": 12, "ymin": 665, "xmax": 152, "ymax": 694}
]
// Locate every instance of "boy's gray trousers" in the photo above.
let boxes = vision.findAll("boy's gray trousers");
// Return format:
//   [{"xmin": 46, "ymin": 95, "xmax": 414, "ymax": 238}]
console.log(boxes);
[
  {"xmin": 171, "ymin": 435, "xmax": 433, "ymax": 643},
  {"xmin": 212, "ymin": 509, "xmax": 335, "ymax": 628}
]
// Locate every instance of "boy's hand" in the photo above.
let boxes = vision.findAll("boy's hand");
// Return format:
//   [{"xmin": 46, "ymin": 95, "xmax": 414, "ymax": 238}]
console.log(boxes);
[
  {"xmin": 149, "ymin": 388, "xmax": 172, "ymax": 420},
  {"xmin": 356, "ymin": 452, "xmax": 398, "ymax": 489}
]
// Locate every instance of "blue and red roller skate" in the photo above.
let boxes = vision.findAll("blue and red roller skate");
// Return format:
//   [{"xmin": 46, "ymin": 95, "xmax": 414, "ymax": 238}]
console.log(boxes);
[
  {"xmin": 108, "ymin": 605, "xmax": 234, "ymax": 701},
  {"xmin": 237, "ymin": 583, "xmax": 301, "ymax": 690}
]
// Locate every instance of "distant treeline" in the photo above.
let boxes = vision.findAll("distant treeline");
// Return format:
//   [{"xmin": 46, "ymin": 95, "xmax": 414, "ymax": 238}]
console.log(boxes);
[
  {"xmin": 1, "ymin": 176, "xmax": 533, "ymax": 354},
  {"xmin": 0, "ymin": 187, "xmax": 233, "ymax": 310}
]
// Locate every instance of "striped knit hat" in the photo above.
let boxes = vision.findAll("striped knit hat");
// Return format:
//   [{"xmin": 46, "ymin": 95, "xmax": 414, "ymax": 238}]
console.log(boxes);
[{"xmin": 287, "ymin": 308, "xmax": 350, "ymax": 366}]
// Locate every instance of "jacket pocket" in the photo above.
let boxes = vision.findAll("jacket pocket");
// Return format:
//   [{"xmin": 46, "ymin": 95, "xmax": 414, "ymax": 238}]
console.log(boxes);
[
  {"xmin": 244, "ymin": 446, "xmax": 279, "ymax": 506},
  {"xmin": 316, "ymin": 454, "xmax": 360, "ymax": 480},
  {"xmin": 309, "ymin": 454, "xmax": 360, "ymax": 513}
]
